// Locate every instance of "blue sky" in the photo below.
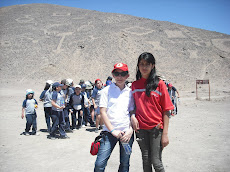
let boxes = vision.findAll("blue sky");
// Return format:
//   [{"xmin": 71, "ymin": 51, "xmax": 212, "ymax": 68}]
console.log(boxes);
[{"xmin": 0, "ymin": 0, "xmax": 230, "ymax": 35}]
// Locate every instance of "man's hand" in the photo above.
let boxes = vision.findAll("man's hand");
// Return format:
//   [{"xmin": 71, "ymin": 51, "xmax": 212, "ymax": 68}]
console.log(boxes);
[{"xmin": 111, "ymin": 130, "xmax": 124, "ymax": 139}]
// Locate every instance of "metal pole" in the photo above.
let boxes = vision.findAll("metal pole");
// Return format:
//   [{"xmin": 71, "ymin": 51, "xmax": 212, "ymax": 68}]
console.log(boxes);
[
  {"xmin": 196, "ymin": 81, "xmax": 198, "ymax": 99},
  {"xmin": 209, "ymin": 80, "xmax": 210, "ymax": 101}
]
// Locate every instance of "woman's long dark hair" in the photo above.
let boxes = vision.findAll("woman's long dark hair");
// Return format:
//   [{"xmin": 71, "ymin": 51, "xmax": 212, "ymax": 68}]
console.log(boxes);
[{"xmin": 136, "ymin": 52, "xmax": 159, "ymax": 97}]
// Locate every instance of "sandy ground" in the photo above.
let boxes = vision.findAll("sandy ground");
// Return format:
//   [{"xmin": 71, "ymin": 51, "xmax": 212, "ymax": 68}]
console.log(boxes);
[{"xmin": 0, "ymin": 86, "xmax": 230, "ymax": 172}]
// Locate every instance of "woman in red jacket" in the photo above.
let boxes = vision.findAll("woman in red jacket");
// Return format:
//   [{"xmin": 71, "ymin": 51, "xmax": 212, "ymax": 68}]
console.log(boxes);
[{"xmin": 131, "ymin": 52, "xmax": 174, "ymax": 172}]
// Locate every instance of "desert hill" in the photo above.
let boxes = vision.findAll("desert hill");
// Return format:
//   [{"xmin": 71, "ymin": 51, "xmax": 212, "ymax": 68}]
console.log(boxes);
[
  {"xmin": 0, "ymin": 4, "xmax": 230, "ymax": 94},
  {"xmin": 0, "ymin": 4, "xmax": 230, "ymax": 172}
]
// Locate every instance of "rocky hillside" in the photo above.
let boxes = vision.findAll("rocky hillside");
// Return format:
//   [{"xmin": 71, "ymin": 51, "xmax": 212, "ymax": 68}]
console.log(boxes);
[{"xmin": 0, "ymin": 4, "xmax": 230, "ymax": 93}]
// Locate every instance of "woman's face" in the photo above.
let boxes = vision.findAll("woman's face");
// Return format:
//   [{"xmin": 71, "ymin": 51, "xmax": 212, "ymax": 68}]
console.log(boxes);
[{"xmin": 138, "ymin": 59, "xmax": 155, "ymax": 78}]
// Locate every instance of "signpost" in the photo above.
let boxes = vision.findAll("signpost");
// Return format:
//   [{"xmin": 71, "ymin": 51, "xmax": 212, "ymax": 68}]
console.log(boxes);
[{"xmin": 196, "ymin": 80, "xmax": 210, "ymax": 100}]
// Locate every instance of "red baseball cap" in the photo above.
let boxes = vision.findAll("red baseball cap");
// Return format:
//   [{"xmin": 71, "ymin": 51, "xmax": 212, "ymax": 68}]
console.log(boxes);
[
  {"xmin": 168, "ymin": 83, "xmax": 173, "ymax": 87},
  {"xmin": 112, "ymin": 63, "xmax": 129, "ymax": 73},
  {"xmin": 95, "ymin": 79, "xmax": 101, "ymax": 84}
]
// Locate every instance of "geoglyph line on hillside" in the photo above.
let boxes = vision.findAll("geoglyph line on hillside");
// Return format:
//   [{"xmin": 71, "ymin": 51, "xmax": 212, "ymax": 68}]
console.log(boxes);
[
  {"xmin": 52, "ymin": 13, "xmax": 71, "ymax": 16},
  {"xmin": 147, "ymin": 41, "xmax": 165, "ymax": 51},
  {"xmin": 164, "ymin": 30, "xmax": 187, "ymax": 39},
  {"xmin": 123, "ymin": 26, "xmax": 154, "ymax": 36},
  {"xmin": 53, "ymin": 32, "xmax": 74, "ymax": 54},
  {"xmin": 180, "ymin": 27, "xmax": 211, "ymax": 47},
  {"xmin": 15, "ymin": 15, "xmax": 34, "ymax": 23},
  {"xmin": 211, "ymin": 39, "xmax": 230, "ymax": 53},
  {"xmin": 103, "ymin": 15, "xmax": 129, "ymax": 23}
]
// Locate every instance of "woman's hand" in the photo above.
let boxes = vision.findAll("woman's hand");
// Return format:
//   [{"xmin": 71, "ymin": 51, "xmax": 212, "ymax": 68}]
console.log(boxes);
[
  {"xmin": 21, "ymin": 114, "xmax": 24, "ymax": 119},
  {"xmin": 120, "ymin": 128, "xmax": 133, "ymax": 143},
  {"xmin": 161, "ymin": 133, "xmax": 169, "ymax": 149},
  {"xmin": 131, "ymin": 115, "xmax": 139, "ymax": 132}
]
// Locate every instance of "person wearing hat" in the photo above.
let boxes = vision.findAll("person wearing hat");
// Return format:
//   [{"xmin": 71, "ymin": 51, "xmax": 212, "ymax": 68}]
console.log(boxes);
[
  {"xmin": 94, "ymin": 63, "xmax": 135, "ymax": 171},
  {"xmin": 21, "ymin": 89, "xmax": 39, "ymax": 136},
  {"xmin": 79, "ymin": 79, "xmax": 85, "ymax": 86},
  {"xmin": 81, "ymin": 84, "xmax": 95, "ymax": 127},
  {"xmin": 85, "ymin": 81, "xmax": 95, "ymax": 123},
  {"xmin": 39, "ymin": 80, "xmax": 53, "ymax": 132},
  {"xmin": 105, "ymin": 76, "xmax": 113, "ymax": 86},
  {"xmin": 62, "ymin": 79, "xmax": 74, "ymax": 133},
  {"xmin": 69, "ymin": 85, "xmax": 84, "ymax": 130},
  {"xmin": 167, "ymin": 83, "xmax": 180, "ymax": 115},
  {"xmin": 92, "ymin": 78, "xmax": 103, "ymax": 133},
  {"xmin": 48, "ymin": 82, "xmax": 69, "ymax": 139}
]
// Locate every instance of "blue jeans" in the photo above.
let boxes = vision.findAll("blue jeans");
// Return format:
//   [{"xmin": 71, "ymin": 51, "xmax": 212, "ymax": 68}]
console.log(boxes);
[
  {"xmin": 63, "ymin": 106, "xmax": 71, "ymax": 130},
  {"xmin": 44, "ymin": 107, "xmax": 52, "ymax": 131},
  {"xmin": 71, "ymin": 110, "xmax": 82, "ymax": 129},
  {"xmin": 25, "ymin": 113, "xmax": 37, "ymax": 134},
  {"xmin": 83, "ymin": 107, "xmax": 94, "ymax": 126},
  {"xmin": 50, "ymin": 110, "xmax": 66, "ymax": 137},
  {"xmin": 94, "ymin": 132, "xmax": 134, "ymax": 172},
  {"xmin": 136, "ymin": 128, "xmax": 164, "ymax": 172}
]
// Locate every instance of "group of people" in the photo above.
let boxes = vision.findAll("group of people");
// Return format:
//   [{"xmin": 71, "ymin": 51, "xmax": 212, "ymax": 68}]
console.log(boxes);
[
  {"xmin": 21, "ymin": 77, "xmax": 111, "ymax": 139},
  {"xmin": 21, "ymin": 52, "xmax": 179, "ymax": 172}
]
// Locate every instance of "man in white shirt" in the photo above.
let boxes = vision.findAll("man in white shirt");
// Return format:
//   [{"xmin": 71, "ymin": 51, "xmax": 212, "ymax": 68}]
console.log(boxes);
[{"xmin": 94, "ymin": 63, "xmax": 135, "ymax": 172}]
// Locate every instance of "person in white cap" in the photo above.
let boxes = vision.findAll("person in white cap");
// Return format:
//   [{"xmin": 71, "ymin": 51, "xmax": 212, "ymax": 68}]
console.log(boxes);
[
  {"xmin": 69, "ymin": 85, "xmax": 84, "ymax": 130},
  {"xmin": 39, "ymin": 80, "xmax": 53, "ymax": 133},
  {"xmin": 21, "ymin": 89, "xmax": 39, "ymax": 136},
  {"xmin": 85, "ymin": 81, "xmax": 95, "ymax": 123},
  {"xmin": 63, "ymin": 78, "xmax": 74, "ymax": 132}
]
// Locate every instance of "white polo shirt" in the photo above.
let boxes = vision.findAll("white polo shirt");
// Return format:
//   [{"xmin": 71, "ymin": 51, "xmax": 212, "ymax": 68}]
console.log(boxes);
[{"xmin": 99, "ymin": 83, "xmax": 135, "ymax": 132}]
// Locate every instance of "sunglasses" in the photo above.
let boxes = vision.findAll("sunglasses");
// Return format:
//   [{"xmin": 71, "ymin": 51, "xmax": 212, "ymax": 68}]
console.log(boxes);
[{"xmin": 113, "ymin": 71, "xmax": 128, "ymax": 77}]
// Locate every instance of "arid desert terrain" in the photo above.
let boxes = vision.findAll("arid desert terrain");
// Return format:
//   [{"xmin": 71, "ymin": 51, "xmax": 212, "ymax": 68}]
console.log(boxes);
[{"xmin": 0, "ymin": 4, "xmax": 230, "ymax": 172}]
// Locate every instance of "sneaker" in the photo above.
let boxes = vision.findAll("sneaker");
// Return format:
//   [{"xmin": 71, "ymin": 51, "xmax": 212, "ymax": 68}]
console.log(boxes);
[
  {"xmin": 65, "ymin": 129, "xmax": 73, "ymax": 133},
  {"xmin": 76, "ymin": 126, "xmax": 82, "ymax": 130},
  {"xmin": 95, "ymin": 128, "xmax": 99, "ymax": 133},
  {"xmin": 25, "ymin": 132, "xmax": 30, "ymax": 136},
  {"xmin": 73, "ymin": 128, "xmax": 77, "ymax": 131},
  {"xmin": 82, "ymin": 125, "xmax": 86, "ymax": 128},
  {"xmin": 99, "ymin": 126, "xmax": 103, "ymax": 130},
  {"xmin": 90, "ymin": 123, "xmax": 96, "ymax": 127},
  {"xmin": 47, "ymin": 135, "xmax": 56, "ymax": 140},
  {"xmin": 59, "ymin": 135, "xmax": 70, "ymax": 139}
]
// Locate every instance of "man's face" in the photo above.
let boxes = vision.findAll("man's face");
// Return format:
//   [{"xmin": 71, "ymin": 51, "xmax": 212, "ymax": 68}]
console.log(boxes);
[
  {"xmin": 96, "ymin": 80, "xmax": 102, "ymax": 89},
  {"xmin": 57, "ymin": 86, "xmax": 62, "ymax": 91},
  {"xmin": 62, "ymin": 85, "xmax": 67, "ymax": 90},
  {"xmin": 75, "ymin": 87, "xmax": 81, "ymax": 94},
  {"xmin": 112, "ymin": 69, "xmax": 129, "ymax": 85},
  {"xmin": 28, "ymin": 93, "xmax": 33, "ymax": 99}
]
